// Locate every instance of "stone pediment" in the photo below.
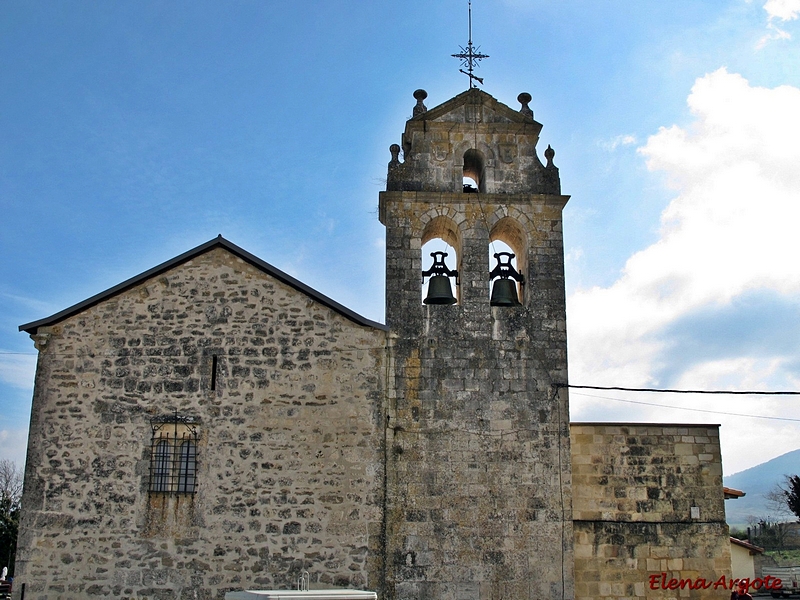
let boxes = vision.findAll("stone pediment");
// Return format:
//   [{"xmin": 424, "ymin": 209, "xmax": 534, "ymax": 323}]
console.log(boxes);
[
  {"xmin": 410, "ymin": 88, "xmax": 538, "ymax": 126},
  {"xmin": 388, "ymin": 87, "xmax": 557, "ymax": 195},
  {"xmin": 19, "ymin": 236, "xmax": 386, "ymax": 334}
]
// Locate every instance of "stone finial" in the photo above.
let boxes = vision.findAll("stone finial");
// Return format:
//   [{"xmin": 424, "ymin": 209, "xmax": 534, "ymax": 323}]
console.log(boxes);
[
  {"xmin": 518, "ymin": 92, "xmax": 533, "ymax": 118},
  {"xmin": 413, "ymin": 89, "xmax": 428, "ymax": 116},
  {"xmin": 389, "ymin": 144, "xmax": 401, "ymax": 167},
  {"xmin": 544, "ymin": 144, "xmax": 556, "ymax": 168}
]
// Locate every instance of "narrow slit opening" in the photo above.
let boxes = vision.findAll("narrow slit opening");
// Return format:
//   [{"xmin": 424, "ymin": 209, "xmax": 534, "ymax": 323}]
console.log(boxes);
[{"xmin": 211, "ymin": 355, "xmax": 218, "ymax": 391}]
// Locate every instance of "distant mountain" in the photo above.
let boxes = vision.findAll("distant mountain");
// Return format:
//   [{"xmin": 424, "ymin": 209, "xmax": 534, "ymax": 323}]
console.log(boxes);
[{"xmin": 723, "ymin": 448, "xmax": 800, "ymax": 529}]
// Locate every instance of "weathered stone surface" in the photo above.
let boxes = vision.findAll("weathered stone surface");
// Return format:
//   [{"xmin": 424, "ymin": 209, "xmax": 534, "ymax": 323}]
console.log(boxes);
[
  {"xmin": 15, "ymin": 88, "xmax": 734, "ymax": 600},
  {"xmin": 571, "ymin": 424, "xmax": 725, "ymax": 523},
  {"xmin": 572, "ymin": 424, "xmax": 730, "ymax": 600},
  {"xmin": 573, "ymin": 520, "xmax": 732, "ymax": 600},
  {"xmin": 386, "ymin": 89, "xmax": 560, "ymax": 196},
  {"xmin": 381, "ymin": 89, "xmax": 572, "ymax": 600},
  {"xmin": 15, "ymin": 248, "xmax": 386, "ymax": 599}
]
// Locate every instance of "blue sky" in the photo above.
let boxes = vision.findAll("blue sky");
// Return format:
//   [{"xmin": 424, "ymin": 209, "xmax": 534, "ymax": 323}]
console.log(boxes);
[{"xmin": 2, "ymin": 0, "xmax": 800, "ymax": 477}]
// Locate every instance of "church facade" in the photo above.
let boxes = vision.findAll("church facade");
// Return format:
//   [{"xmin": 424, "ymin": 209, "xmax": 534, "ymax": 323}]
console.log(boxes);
[{"xmin": 15, "ymin": 88, "xmax": 730, "ymax": 600}]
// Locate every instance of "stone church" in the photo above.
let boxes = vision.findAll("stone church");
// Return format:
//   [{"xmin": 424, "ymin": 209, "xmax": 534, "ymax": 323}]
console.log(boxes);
[{"xmin": 15, "ymin": 88, "xmax": 731, "ymax": 600}]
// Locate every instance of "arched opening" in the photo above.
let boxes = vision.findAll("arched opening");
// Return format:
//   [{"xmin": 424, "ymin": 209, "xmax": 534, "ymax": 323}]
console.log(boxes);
[
  {"xmin": 177, "ymin": 440, "xmax": 197, "ymax": 493},
  {"xmin": 463, "ymin": 149, "xmax": 485, "ymax": 193},
  {"xmin": 489, "ymin": 218, "xmax": 527, "ymax": 305},
  {"xmin": 421, "ymin": 216, "xmax": 461, "ymax": 305},
  {"xmin": 151, "ymin": 440, "xmax": 172, "ymax": 492}
]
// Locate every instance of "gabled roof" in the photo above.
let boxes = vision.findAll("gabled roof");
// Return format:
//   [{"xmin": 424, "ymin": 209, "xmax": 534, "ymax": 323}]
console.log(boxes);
[
  {"xmin": 730, "ymin": 537, "xmax": 764, "ymax": 554},
  {"xmin": 412, "ymin": 87, "xmax": 541, "ymax": 126},
  {"xmin": 724, "ymin": 487, "xmax": 746, "ymax": 499},
  {"xmin": 19, "ymin": 236, "xmax": 387, "ymax": 334}
]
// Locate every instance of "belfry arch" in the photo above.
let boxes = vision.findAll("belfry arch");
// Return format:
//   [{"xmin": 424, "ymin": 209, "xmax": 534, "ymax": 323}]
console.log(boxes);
[
  {"xmin": 489, "ymin": 217, "xmax": 528, "ymax": 304},
  {"xmin": 421, "ymin": 215, "xmax": 462, "ymax": 304},
  {"xmin": 462, "ymin": 149, "xmax": 485, "ymax": 193}
]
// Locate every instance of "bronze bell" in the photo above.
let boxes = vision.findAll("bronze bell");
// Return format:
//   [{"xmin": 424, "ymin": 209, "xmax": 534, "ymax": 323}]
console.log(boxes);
[
  {"xmin": 489, "ymin": 251, "xmax": 524, "ymax": 307},
  {"xmin": 425, "ymin": 275, "xmax": 457, "ymax": 305},
  {"xmin": 490, "ymin": 278, "xmax": 519, "ymax": 306},
  {"xmin": 422, "ymin": 251, "xmax": 459, "ymax": 305}
]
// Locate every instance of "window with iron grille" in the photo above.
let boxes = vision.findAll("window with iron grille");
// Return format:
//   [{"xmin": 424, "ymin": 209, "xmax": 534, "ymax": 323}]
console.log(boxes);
[{"xmin": 149, "ymin": 415, "xmax": 198, "ymax": 494}]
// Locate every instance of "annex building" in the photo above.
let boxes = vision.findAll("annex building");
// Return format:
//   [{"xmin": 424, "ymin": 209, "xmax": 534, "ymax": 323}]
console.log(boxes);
[{"xmin": 15, "ymin": 87, "xmax": 730, "ymax": 600}]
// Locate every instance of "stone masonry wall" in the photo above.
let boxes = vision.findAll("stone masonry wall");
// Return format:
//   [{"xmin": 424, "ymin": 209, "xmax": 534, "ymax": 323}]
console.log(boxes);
[
  {"xmin": 571, "ymin": 424, "xmax": 730, "ymax": 600},
  {"xmin": 16, "ymin": 248, "xmax": 386, "ymax": 600},
  {"xmin": 381, "ymin": 190, "xmax": 572, "ymax": 600},
  {"xmin": 386, "ymin": 89, "xmax": 559, "ymax": 196}
]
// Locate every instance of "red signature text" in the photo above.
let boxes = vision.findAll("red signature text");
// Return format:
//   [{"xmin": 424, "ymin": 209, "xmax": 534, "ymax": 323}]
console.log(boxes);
[{"xmin": 648, "ymin": 573, "xmax": 783, "ymax": 591}]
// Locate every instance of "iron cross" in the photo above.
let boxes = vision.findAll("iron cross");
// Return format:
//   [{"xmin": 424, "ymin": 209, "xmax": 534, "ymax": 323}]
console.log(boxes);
[{"xmin": 452, "ymin": 0, "xmax": 489, "ymax": 88}]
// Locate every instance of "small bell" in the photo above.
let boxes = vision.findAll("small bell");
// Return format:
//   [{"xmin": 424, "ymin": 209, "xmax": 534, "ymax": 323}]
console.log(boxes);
[
  {"xmin": 422, "ymin": 251, "xmax": 459, "ymax": 305},
  {"xmin": 489, "ymin": 252, "xmax": 524, "ymax": 307},
  {"xmin": 490, "ymin": 278, "xmax": 519, "ymax": 306},
  {"xmin": 425, "ymin": 275, "xmax": 457, "ymax": 305}
]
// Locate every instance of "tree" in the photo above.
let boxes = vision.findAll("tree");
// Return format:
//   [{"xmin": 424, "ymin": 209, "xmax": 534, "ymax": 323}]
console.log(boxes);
[
  {"xmin": 0, "ymin": 460, "xmax": 23, "ymax": 578},
  {"xmin": 768, "ymin": 475, "xmax": 800, "ymax": 523},
  {"xmin": 782, "ymin": 474, "xmax": 800, "ymax": 521},
  {"xmin": 746, "ymin": 516, "xmax": 791, "ymax": 551}
]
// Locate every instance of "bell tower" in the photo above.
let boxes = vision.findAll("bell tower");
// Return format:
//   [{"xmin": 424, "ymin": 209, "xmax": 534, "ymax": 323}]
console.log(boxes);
[{"xmin": 379, "ymin": 88, "xmax": 573, "ymax": 600}]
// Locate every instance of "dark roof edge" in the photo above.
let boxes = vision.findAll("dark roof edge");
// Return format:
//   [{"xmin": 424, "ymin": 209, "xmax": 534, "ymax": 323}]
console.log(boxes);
[
  {"xmin": 19, "ymin": 236, "xmax": 388, "ymax": 334},
  {"xmin": 570, "ymin": 422, "xmax": 721, "ymax": 428},
  {"xmin": 729, "ymin": 537, "xmax": 764, "ymax": 553}
]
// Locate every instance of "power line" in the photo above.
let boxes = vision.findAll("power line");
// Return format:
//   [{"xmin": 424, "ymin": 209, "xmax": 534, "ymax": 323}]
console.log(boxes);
[
  {"xmin": 569, "ymin": 391, "xmax": 800, "ymax": 423},
  {"xmin": 5, "ymin": 348, "xmax": 800, "ymax": 421},
  {"xmin": 558, "ymin": 383, "xmax": 800, "ymax": 396}
]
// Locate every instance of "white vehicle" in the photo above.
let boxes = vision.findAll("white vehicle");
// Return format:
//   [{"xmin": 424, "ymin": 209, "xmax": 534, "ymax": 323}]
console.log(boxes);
[{"xmin": 763, "ymin": 566, "xmax": 800, "ymax": 598}]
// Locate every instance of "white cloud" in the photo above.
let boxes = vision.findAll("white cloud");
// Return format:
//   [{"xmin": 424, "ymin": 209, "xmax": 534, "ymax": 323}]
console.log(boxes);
[
  {"xmin": 757, "ymin": 0, "xmax": 800, "ymax": 46},
  {"xmin": 0, "ymin": 428, "xmax": 28, "ymax": 469},
  {"xmin": 756, "ymin": 22, "xmax": 792, "ymax": 48},
  {"xmin": 599, "ymin": 134, "xmax": 637, "ymax": 151},
  {"xmin": 0, "ymin": 351, "xmax": 37, "ymax": 390},
  {"xmin": 764, "ymin": 0, "xmax": 800, "ymax": 21},
  {"xmin": 565, "ymin": 247, "xmax": 584, "ymax": 263},
  {"xmin": 567, "ymin": 68, "xmax": 800, "ymax": 472}
]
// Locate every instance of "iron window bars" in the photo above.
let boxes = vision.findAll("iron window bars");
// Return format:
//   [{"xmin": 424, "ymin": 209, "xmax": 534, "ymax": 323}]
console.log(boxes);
[{"xmin": 149, "ymin": 414, "xmax": 198, "ymax": 494}]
